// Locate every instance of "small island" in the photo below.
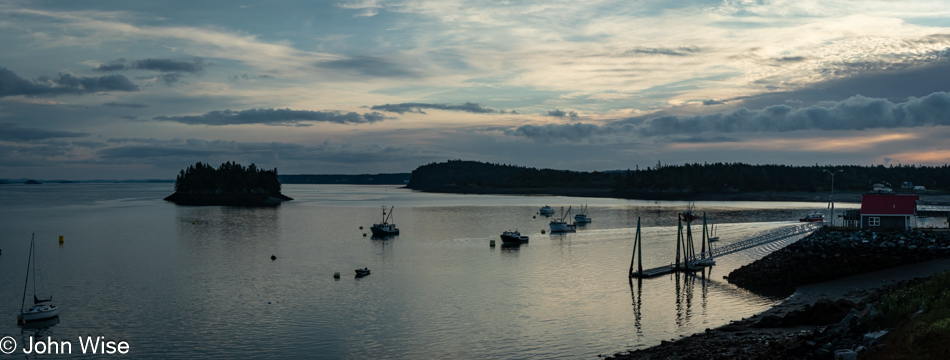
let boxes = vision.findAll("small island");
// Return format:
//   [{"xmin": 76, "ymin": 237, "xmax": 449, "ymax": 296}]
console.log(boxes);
[{"xmin": 164, "ymin": 161, "xmax": 293, "ymax": 206}]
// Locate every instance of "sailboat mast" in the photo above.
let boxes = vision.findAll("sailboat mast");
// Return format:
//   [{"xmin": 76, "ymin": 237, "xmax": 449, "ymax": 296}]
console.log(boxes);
[
  {"xmin": 385, "ymin": 205, "xmax": 395, "ymax": 223},
  {"xmin": 21, "ymin": 234, "xmax": 34, "ymax": 313}
]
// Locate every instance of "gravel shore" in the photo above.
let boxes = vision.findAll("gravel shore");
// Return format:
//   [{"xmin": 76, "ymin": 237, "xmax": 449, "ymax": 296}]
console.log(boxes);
[{"xmin": 606, "ymin": 258, "xmax": 950, "ymax": 359}]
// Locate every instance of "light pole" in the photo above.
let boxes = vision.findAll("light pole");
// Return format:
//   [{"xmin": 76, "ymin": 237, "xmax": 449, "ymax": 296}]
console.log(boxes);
[{"xmin": 823, "ymin": 169, "xmax": 844, "ymax": 227}]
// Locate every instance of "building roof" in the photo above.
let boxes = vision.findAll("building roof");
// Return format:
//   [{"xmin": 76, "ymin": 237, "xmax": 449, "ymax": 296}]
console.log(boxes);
[{"xmin": 860, "ymin": 194, "xmax": 919, "ymax": 215}]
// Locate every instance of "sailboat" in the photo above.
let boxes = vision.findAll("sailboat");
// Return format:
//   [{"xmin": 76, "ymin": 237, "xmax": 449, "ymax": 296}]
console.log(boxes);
[
  {"xmin": 370, "ymin": 205, "xmax": 399, "ymax": 237},
  {"xmin": 18, "ymin": 233, "xmax": 60, "ymax": 324}
]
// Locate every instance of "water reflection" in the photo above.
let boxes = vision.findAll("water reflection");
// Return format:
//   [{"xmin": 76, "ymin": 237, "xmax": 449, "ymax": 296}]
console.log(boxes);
[
  {"xmin": 499, "ymin": 242, "xmax": 526, "ymax": 255},
  {"xmin": 629, "ymin": 279, "xmax": 643, "ymax": 337}
]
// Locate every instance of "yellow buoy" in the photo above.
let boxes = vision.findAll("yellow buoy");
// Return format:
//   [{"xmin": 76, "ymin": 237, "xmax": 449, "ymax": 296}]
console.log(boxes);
[{"xmin": 59, "ymin": 235, "xmax": 64, "ymax": 243}]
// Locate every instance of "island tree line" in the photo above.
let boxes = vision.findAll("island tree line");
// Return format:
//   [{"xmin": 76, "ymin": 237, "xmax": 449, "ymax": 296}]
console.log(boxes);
[
  {"xmin": 174, "ymin": 161, "xmax": 281, "ymax": 195},
  {"xmin": 408, "ymin": 160, "xmax": 950, "ymax": 194}
]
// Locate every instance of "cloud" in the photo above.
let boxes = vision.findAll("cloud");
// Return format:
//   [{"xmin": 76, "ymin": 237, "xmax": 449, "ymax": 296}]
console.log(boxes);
[
  {"xmin": 0, "ymin": 123, "xmax": 89, "ymax": 142},
  {"xmin": 546, "ymin": 109, "xmax": 579, "ymax": 118},
  {"xmin": 507, "ymin": 91, "xmax": 950, "ymax": 142},
  {"xmin": 0, "ymin": 67, "xmax": 138, "ymax": 97},
  {"xmin": 370, "ymin": 102, "xmax": 497, "ymax": 114},
  {"xmin": 316, "ymin": 56, "xmax": 420, "ymax": 78},
  {"xmin": 95, "ymin": 58, "xmax": 207, "ymax": 73},
  {"xmin": 103, "ymin": 102, "xmax": 148, "ymax": 108},
  {"xmin": 622, "ymin": 47, "xmax": 700, "ymax": 56},
  {"xmin": 152, "ymin": 108, "xmax": 392, "ymax": 126}
]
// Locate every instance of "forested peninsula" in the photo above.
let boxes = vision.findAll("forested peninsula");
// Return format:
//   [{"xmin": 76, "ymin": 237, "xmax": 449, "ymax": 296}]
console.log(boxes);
[
  {"xmin": 164, "ymin": 162, "xmax": 293, "ymax": 206},
  {"xmin": 406, "ymin": 160, "xmax": 950, "ymax": 201}
]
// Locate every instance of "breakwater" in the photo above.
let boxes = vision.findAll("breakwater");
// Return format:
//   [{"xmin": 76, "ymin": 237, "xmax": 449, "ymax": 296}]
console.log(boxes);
[{"xmin": 727, "ymin": 228, "xmax": 950, "ymax": 296}]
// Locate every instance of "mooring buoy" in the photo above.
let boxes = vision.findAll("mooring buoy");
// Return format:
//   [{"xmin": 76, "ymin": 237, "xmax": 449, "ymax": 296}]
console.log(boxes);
[{"xmin": 271, "ymin": 255, "xmax": 276, "ymax": 260}]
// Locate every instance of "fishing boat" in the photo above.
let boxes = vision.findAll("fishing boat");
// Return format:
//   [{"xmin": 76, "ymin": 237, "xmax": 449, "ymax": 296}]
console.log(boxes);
[
  {"xmin": 18, "ymin": 234, "xmax": 59, "ymax": 324},
  {"xmin": 539, "ymin": 205, "xmax": 555, "ymax": 216},
  {"xmin": 799, "ymin": 213, "xmax": 824, "ymax": 222},
  {"xmin": 355, "ymin": 268, "xmax": 371, "ymax": 277},
  {"xmin": 370, "ymin": 205, "xmax": 399, "ymax": 236},
  {"xmin": 549, "ymin": 206, "xmax": 577, "ymax": 233},
  {"xmin": 500, "ymin": 230, "xmax": 529, "ymax": 243},
  {"xmin": 573, "ymin": 204, "xmax": 591, "ymax": 223}
]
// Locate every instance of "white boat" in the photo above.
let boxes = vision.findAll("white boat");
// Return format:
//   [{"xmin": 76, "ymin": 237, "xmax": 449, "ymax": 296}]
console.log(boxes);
[
  {"xmin": 549, "ymin": 206, "xmax": 577, "ymax": 232},
  {"xmin": 573, "ymin": 204, "xmax": 591, "ymax": 223},
  {"xmin": 500, "ymin": 230, "xmax": 529, "ymax": 243},
  {"xmin": 799, "ymin": 213, "xmax": 824, "ymax": 222},
  {"xmin": 370, "ymin": 205, "xmax": 399, "ymax": 236},
  {"xmin": 539, "ymin": 205, "xmax": 555, "ymax": 215},
  {"xmin": 18, "ymin": 234, "xmax": 59, "ymax": 324}
]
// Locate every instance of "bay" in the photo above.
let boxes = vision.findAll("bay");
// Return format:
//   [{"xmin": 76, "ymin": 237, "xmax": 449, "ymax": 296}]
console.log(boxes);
[{"xmin": 0, "ymin": 184, "xmax": 856, "ymax": 359}]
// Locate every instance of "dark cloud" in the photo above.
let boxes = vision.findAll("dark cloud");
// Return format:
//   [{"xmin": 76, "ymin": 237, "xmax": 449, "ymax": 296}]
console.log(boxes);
[
  {"xmin": 507, "ymin": 91, "xmax": 950, "ymax": 142},
  {"xmin": 70, "ymin": 141, "xmax": 109, "ymax": 149},
  {"xmin": 136, "ymin": 73, "xmax": 185, "ymax": 85},
  {"xmin": 0, "ymin": 67, "xmax": 138, "ymax": 97},
  {"xmin": 703, "ymin": 99, "xmax": 725, "ymax": 105},
  {"xmin": 776, "ymin": 56, "xmax": 807, "ymax": 63},
  {"xmin": 316, "ymin": 56, "xmax": 420, "ymax": 78},
  {"xmin": 370, "ymin": 102, "xmax": 497, "ymax": 114},
  {"xmin": 622, "ymin": 46, "xmax": 700, "ymax": 56},
  {"xmin": 103, "ymin": 102, "xmax": 148, "ymax": 108},
  {"xmin": 228, "ymin": 73, "xmax": 274, "ymax": 81},
  {"xmin": 0, "ymin": 123, "xmax": 89, "ymax": 142},
  {"xmin": 153, "ymin": 108, "xmax": 392, "ymax": 126},
  {"xmin": 95, "ymin": 58, "xmax": 206, "ymax": 73},
  {"xmin": 546, "ymin": 109, "xmax": 579, "ymax": 118}
]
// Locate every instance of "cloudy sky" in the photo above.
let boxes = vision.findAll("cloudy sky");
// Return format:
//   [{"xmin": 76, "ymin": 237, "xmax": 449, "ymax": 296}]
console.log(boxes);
[{"xmin": 3, "ymin": 0, "xmax": 950, "ymax": 179}]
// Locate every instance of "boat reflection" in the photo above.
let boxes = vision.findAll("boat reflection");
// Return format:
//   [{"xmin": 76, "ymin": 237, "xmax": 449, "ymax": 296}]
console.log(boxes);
[
  {"xmin": 629, "ymin": 278, "xmax": 643, "ymax": 337},
  {"xmin": 20, "ymin": 315, "xmax": 60, "ymax": 330}
]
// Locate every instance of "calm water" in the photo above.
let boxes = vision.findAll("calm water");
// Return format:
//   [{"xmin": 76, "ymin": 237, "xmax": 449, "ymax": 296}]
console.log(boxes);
[{"xmin": 0, "ymin": 184, "xmax": 856, "ymax": 359}]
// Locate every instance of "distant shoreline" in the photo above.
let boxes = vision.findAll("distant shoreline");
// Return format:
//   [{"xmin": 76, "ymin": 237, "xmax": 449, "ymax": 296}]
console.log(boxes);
[{"xmin": 407, "ymin": 187, "xmax": 950, "ymax": 204}]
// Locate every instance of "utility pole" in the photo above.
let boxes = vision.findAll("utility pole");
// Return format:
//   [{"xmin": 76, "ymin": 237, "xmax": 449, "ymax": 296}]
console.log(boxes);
[{"xmin": 823, "ymin": 169, "xmax": 844, "ymax": 227}]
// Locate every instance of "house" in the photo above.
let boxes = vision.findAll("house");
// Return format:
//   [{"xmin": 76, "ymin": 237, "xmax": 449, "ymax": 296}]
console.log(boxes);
[
  {"xmin": 916, "ymin": 205, "xmax": 950, "ymax": 229},
  {"xmin": 860, "ymin": 193, "xmax": 918, "ymax": 230},
  {"xmin": 914, "ymin": 185, "xmax": 926, "ymax": 191}
]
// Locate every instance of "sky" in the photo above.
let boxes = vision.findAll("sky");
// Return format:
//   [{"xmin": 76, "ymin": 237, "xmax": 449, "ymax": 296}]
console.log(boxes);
[{"xmin": 2, "ymin": 0, "xmax": 950, "ymax": 179}]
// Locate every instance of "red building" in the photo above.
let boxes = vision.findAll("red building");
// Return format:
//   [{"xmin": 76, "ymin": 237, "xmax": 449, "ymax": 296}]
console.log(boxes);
[{"xmin": 859, "ymin": 193, "xmax": 919, "ymax": 230}]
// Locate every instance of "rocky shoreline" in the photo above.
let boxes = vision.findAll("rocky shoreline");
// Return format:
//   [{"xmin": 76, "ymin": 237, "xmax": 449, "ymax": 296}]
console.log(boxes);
[
  {"xmin": 606, "ymin": 229, "xmax": 950, "ymax": 359},
  {"xmin": 727, "ymin": 228, "xmax": 950, "ymax": 296},
  {"xmin": 163, "ymin": 192, "xmax": 293, "ymax": 206}
]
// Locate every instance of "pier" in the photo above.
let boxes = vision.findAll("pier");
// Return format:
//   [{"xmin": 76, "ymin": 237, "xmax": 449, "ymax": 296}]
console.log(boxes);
[{"xmin": 629, "ymin": 218, "xmax": 822, "ymax": 279}]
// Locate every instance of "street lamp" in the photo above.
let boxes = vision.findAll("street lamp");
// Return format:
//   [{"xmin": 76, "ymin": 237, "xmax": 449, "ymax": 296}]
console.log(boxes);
[{"xmin": 823, "ymin": 169, "xmax": 844, "ymax": 227}]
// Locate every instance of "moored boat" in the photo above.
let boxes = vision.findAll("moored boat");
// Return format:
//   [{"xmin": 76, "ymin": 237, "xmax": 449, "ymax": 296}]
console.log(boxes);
[
  {"xmin": 799, "ymin": 213, "xmax": 824, "ymax": 222},
  {"xmin": 573, "ymin": 204, "xmax": 591, "ymax": 223},
  {"xmin": 370, "ymin": 205, "xmax": 400, "ymax": 236},
  {"xmin": 549, "ymin": 206, "xmax": 577, "ymax": 232},
  {"xmin": 18, "ymin": 233, "xmax": 59, "ymax": 325},
  {"xmin": 539, "ymin": 205, "xmax": 555, "ymax": 215},
  {"xmin": 355, "ymin": 268, "xmax": 371, "ymax": 277},
  {"xmin": 500, "ymin": 230, "xmax": 529, "ymax": 243}
]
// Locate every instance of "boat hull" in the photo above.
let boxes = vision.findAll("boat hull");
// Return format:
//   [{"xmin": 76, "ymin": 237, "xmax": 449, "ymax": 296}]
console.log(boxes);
[
  {"xmin": 21, "ymin": 305, "xmax": 59, "ymax": 323},
  {"xmin": 370, "ymin": 226, "xmax": 399, "ymax": 236},
  {"xmin": 574, "ymin": 215, "xmax": 591, "ymax": 223},
  {"xmin": 549, "ymin": 222, "xmax": 576, "ymax": 232},
  {"xmin": 500, "ymin": 234, "xmax": 529, "ymax": 243}
]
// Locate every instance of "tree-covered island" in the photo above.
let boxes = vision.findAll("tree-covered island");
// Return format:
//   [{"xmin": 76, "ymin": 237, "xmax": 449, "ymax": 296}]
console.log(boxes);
[{"xmin": 164, "ymin": 161, "xmax": 293, "ymax": 206}]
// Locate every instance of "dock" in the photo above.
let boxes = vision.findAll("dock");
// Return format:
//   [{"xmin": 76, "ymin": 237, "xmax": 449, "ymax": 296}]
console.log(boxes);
[{"xmin": 630, "ymin": 217, "xmax": 821, "ymax": 279}]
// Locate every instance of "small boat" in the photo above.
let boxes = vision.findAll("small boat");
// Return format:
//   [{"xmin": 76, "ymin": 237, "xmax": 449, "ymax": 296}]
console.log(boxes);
[
  {"xmin": 355, "ymin": 268, "xmax": 371, "ymax": 277},
  {"xmin": 539, "ymin": 205, "xmax": 555, "ymax": 216},
  {"xmin": 680, "ymin": 202, "xmax": 700, "ymax": 222},
  {"xmin": 370, "ymin": 205, "xmax": 399, "ymax": 236},
  {"xmin": 707, "ymin": 223, "xmax": 719, "ymax": 242},
  {"xmin": 574, "ymin": 204, "xmax": 591, "ymax": 223},
  {"xmin": 18, "ymin": 234, "xmax": 59, "ymax": 325},
  {"xmin": 799, "ymin": 213, "xmax": 824, "ymax": 222},
  {"xmin": 500, "ymin": 230, "xmax": 529, "ymax": 243},
  {"xmin": 549, "ymin": 206, "xmax": 577, "ymax": 233}
]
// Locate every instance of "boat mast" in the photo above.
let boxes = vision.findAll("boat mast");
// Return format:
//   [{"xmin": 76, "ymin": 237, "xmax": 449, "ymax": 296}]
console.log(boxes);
[
  {"xmin": 385, "ymin": 205, "xmax": 395, "ymax": 224},
  {"xmin": 21, "ymin": 233, "xmax": 34, "ymax": 313}
]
